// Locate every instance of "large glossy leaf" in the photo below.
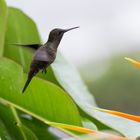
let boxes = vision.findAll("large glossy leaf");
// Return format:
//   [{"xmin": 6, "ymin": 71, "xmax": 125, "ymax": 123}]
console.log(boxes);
[
  {"xmin": 0, "ymin": 103, "xmax": 70, "ymax": 140},
  {"xmin": 0, "ymin": 0, "xmax": 8, "ymax": 56},
  {"xmin": 0, "ymin": 119, "xmax": 11, "ymax": 140},
  {"xmin": 18, "ymin": 124, "xmax": 38, "ymax": 140},
  {"xmin": 4, "ymin": 7, "xmax": 57, "ymax": 84},
  {"xmin": 20, "ymin": 115, "xmax": 61, "ymax": 140},
  {"xmin": 51, "ymin": 53, "xmax": 140, "ymax": 138},
  {"xmin": 20, "ymin": 112, "xmax": 78, "ymax": 140},
  {"xmin": 52, "ymin": 52, "xmax": 97, "ymax": 108},
  {"xmin": 0, "ymin": 103, "xmax": 38, "ymax": 140},
  {"xmin": 0, "ymin": 58, "xmax": 82, "ymax": 127},
  {"xmin": 4, "ymin": 7, "xmax": 40, "ymax": 70},
  {"xmin": 0, "ymin": 104, "xmax": 34, "ymax": 140},
  {"xmin": 82, "ymin": 118, "xmax": 97, "ymax": 130}
]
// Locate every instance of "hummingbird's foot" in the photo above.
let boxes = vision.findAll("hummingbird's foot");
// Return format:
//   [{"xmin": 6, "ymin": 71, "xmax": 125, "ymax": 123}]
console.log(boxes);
[
  {"xmin": 42, "ymin": 68, "xmax": 47, "ymax": 74},
  {"xmin": 44, "ymin": 69, "xmax": 47, "ymax": 74}
]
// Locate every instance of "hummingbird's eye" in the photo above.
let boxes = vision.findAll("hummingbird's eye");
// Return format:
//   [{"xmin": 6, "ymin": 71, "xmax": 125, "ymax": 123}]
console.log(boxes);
[{"xmin": 57, "ymin": 31, "xmax": 61, "ymax": 36}]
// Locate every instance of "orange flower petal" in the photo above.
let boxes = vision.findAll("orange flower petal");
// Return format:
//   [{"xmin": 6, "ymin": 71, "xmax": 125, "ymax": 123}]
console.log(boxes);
[
  {"xmin": 49, "ymin": 122, "xmax": 131, "ymax": 140},
  {"xmin": 95, "ymin": 107, "xmax": 140, "ymax": 123},
  {"xmin": 125, "ymin": 57, "xmax": 140, "ymax": 68}
]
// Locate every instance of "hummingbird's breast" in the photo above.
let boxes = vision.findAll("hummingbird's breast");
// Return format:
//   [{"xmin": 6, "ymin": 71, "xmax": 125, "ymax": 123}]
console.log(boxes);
[{"xmin": 46, "ymin": 47, "xmax": 56, "ymax": 62}]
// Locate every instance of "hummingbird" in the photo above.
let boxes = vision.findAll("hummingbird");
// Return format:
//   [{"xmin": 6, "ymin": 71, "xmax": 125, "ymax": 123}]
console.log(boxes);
[{"xmin": 13, "ymin": 27, "xmax": 79, "ymax": 93}]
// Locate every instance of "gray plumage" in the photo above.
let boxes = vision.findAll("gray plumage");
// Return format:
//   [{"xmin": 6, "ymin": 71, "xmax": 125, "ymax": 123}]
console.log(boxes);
[{"xmin": 13, "ymin": 27, "xmax": 79, "ymax": 93}]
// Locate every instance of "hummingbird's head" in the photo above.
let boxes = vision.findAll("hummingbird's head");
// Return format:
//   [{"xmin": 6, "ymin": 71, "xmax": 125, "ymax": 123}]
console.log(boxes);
[{"xmin": 48, "ymin": 27, "xmax": 79, "ymax": 43}]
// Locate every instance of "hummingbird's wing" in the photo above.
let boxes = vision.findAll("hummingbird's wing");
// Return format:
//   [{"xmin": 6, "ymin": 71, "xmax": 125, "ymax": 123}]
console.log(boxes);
[
  {"xmin": 9, "ymin": 44, "xmax": 41, "ymax": 50},
  {"xmin": 34, "ymin": 46, "xmax": 54, "ymax": 62}
]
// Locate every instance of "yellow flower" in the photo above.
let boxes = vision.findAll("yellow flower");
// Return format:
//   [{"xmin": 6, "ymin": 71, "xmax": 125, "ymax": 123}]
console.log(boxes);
[{"xmin": 125, "ymin": 57, "xmax": 140, "ymax": 68}]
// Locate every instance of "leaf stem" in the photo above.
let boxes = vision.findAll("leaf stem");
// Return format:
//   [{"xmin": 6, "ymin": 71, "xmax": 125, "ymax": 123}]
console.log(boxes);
[
  {"xmin": 10, "ymin": 106, "xmax": 28, "ymax": 140},
  {"xmin": 0, "ymin": 98, "xmax": 77, "ymax": 137}
]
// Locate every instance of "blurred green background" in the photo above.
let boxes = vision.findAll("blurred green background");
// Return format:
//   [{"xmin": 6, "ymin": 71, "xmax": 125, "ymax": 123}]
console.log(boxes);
[{"xmin": 81, "ymin": 52, "xmax": 140, "ymax": 115}]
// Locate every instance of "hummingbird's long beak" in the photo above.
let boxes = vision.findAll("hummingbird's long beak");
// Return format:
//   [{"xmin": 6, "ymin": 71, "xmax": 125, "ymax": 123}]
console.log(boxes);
[{"xmin": 64, "ymin": 26, "xmax": 79, "ymax": 33}]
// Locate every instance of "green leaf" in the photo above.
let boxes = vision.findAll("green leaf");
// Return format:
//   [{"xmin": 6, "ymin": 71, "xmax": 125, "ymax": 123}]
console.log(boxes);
[
  {"xmin": 0, "ymin": 103, "xmax": 70, "ymax": 140},
  {"xmin": 82, "ymin": 118, "xmax": 97, "ymax": 131},
  {"xmin": 0, "ymin": 103, "xmax": 39, "ymax": 140},
  {"xmin": 0, "ymin": 57, "xmax": 82, "ymax": 126},
  {"xmin": 93, "ymin": 110, "xmax": 140, "ymax": 138},
  {"xmin": 51, "ymin": 53, "xmax": 140, "ymax": 138},
  {"xmin": 11, "ymin": 106, "xmax": 38, "ymax": 140},
  {"xmin": 52, "ymin": 52, "xmax": 97, "ymax": 108},
  {"xmin": 4, "ymin": 7, "xmax": 40, "ymax": 70},
  {"xmin": 4, "ymin": 7, "xmax": 57, "ymax": 84},
  {"xmin": 0, "ymin": 119, "xmax": 11, "ymax": 140},
  {"xmin": 0, "ymin": 0, "xmax": 8, "ymax": 56},
  {"xmin": 20, "ymin": 115, "xmax": 61, "ymax": 140},
  {"xmin": 0, "ymin": 103, "xmax": 27, "ymax": 140},
  {"xmin": 18, "ymin": 124, "xmax": 38, "ymax": 140}
]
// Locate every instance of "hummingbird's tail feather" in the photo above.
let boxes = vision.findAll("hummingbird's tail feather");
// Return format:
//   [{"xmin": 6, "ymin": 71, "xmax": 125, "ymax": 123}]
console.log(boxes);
[
  {"xmin": 22, "ymin": 71, "xmax": 35, "ymax": 93},
  {"xmin": 22, "ymin": 77, "xmax": 33, "ymax": 93}
]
